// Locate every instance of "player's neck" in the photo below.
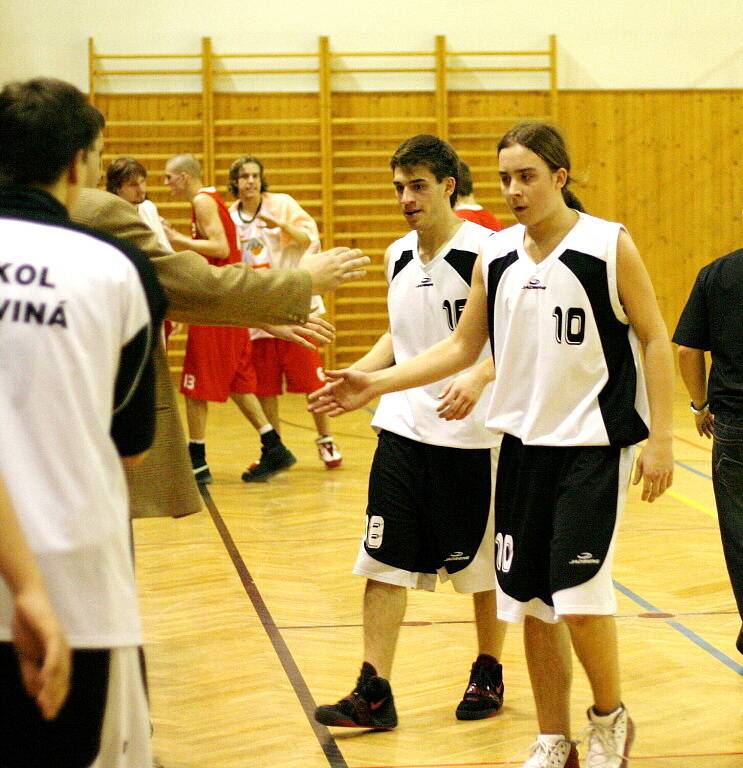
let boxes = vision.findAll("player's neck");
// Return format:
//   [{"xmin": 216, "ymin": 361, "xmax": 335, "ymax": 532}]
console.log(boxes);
[
  {"xmin": 239, "ymin": 196, "xmax": 261, "ymax": 217},
  {"xmin": 185, "ymin": 178, "xmax": 204, "ymax": 202},
  {"xmin": 417, "ymin": 210, "xmax": 463, "ymax": 263},
  {"xmin": 524, "ymin": 205, "xmax": 580, "ymax": 263}
]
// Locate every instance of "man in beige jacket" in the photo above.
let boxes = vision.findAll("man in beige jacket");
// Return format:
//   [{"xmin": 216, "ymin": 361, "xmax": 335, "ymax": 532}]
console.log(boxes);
[{"xmin": 71, "ymin": 184, "xmax": 367, "ymax": 520}]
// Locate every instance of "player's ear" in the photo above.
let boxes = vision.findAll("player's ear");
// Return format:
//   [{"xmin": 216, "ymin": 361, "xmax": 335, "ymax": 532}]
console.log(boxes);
[{"xmin": 444, "ymin": 175, "xmax": 456, "ymax": 199}]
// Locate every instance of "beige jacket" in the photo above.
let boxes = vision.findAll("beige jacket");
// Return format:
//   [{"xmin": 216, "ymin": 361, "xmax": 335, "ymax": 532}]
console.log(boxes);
[{"xmin": 71, "ymin": 188, "xmax": 313, "ymax": 519}]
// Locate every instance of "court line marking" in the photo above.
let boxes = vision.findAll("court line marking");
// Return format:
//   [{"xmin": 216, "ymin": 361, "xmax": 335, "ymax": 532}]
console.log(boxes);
[
  {"xmin": 201, "ymin": 485, "xmax": 350, "ymax": 768},
  {"xmin": 613, "ymin": 580, "xmax": 743, "ymax": 676}
]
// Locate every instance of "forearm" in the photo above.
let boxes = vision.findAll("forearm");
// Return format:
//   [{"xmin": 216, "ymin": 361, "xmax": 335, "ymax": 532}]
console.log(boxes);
[
  {"xmin": 350, "ymin": 332, "xmax": 396, "ymax": 373},
  {"xmin": 643, "ymin": 336, "xmax": 675, "ymax": 442},
  {"xmin": 170, "ymin": 232, "xmax": 229, "ymax": 261},
  {"xmin": 157, "ymin": 253, "xmax": 312, "ymax": 326},
  {"xmin": 678, "ymin": 347, "xmax": 708, "ymax": 407},
  {"xmin": 370, "ymin": 333, "xmax": 480, "ymax": 397},
  {"xmin": 0, "ymin": 481, "xmax": 45, "ymax": 597}
]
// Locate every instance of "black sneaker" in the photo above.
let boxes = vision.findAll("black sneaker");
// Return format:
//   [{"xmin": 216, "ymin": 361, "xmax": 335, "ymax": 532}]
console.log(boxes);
[
  {"xmin": 241, "ymin": 443, "xmax": 296, "ymax": 482},
  {"xmin": 189, "ymin": 443, "xmax": 212, "ymax": 485},
  {"xmin": 455, "ymin": 654, "xmax": 504, "ymax": 720},
  {"xmin": 314, "ymin": 662, "xmax": 397, "ymax": 730}
]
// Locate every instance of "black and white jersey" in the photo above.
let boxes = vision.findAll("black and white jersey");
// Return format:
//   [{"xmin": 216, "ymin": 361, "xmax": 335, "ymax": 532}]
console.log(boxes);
[
  {"xmin": 482, "ymin": 212, "xmax": 649, "ymax": 447},
  {"xmin": 372, "ymin": 220, "xmax": 499, "ymax": 448}
]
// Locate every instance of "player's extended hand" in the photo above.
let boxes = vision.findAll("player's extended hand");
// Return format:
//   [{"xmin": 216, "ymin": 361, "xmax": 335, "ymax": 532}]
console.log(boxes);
[
  {"xmin": 301, "ymin": 243, "xmax": 370, "ymax": 294},
  {"xmin": 260, "ymin": 315, "xmax": 335, "ymax": 349},
  {"xmin": 694, "ymin": 410, "xmax": 714, "ymax": 439},
  {"xmin": 632, "ymin": 438, "xmax": 674, "ymax": 502},
  {"xmin": 12, "ymin": 588, "xmax": 71, "ymax": 720},
  {"xmin": 308, "ymin": 369, "xmax": 378, "ymax": 416},
  {"xmin": 436, "ymin": 368, "xmax": 488, "ymax": 421}
]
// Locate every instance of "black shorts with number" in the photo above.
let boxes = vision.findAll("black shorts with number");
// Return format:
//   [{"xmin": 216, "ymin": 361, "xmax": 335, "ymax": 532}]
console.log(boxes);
[
  {"xmin": 494, "ymin": 433, "xmax": 633, "ymax": 621},
  {"xmin": 354, "ymin": 430, "xmax": 496, "ymax": 592}
]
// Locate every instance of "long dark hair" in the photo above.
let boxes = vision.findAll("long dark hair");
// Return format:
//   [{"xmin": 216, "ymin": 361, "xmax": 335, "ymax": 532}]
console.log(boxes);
[
  {"xmin": 497, "ymin": 122, "xmax": 585, "ymax": 212},
  {"xmin": 228, "ymin": 155, "xmax": 268, "ymax": 198}
]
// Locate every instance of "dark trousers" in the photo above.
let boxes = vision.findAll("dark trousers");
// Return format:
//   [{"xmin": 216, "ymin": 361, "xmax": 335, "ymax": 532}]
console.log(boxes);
[{"xmin": 712, "ymin": 412, "xmax": 743, "ymax": 622}]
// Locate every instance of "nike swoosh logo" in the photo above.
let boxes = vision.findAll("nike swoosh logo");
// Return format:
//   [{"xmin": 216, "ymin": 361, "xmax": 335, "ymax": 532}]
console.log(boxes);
[{"xmin": 369, "ymin": 698, "xmax": 387, "ymax": 711}]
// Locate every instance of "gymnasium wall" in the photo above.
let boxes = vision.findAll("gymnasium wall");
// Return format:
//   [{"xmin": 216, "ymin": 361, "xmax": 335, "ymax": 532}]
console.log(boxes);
[
  {"xmin": 3, "ymin": 0, "xmax": 742, "ymax": 90},
  {"xmin": 96, "ymin": 88, "xmax": 741, "ymax": 368}
]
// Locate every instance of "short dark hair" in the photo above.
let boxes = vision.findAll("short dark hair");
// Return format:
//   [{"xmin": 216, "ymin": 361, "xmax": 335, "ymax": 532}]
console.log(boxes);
[
  {"xmin": 228, "ymin": 155, "xmax": 268, "ymax": 198},
  {"xmin": 106, "ymin": 156, "xmax": 147, "ymax": 193},
  {"xmin": 390, "ymin": 134, "xmax": 460, "ymax": 207},
  {"xmin": 0, "ymin": 77, "xmax": 104, "ymax": 187},
  {"xmin": 457, "ymin": 160, "xmax": 474, "ymax": 197}
]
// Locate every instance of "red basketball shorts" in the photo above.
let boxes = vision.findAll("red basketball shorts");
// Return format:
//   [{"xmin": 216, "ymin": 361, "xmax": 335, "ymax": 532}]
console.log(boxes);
[
  {"xmin": 180, "ymin": 325, "xmax": 256, "ymax": 402},
  {"xmin": 251, "ymin": 337, "xmax": 325, "ymax": 397}
]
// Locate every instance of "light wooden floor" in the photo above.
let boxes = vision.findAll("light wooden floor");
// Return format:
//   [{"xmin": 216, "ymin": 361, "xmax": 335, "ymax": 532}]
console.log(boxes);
[{"xmin": 134, "ymin": 382, "xmax": 743, "ymax": 768}]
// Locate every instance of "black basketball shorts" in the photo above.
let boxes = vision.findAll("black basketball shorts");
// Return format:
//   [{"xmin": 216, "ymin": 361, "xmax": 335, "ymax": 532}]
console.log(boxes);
[
  {"xmin": 353, "ymin": 429, "xmax": 497, "ymax": 593},
  {"xmin": 494, "ymin": 433, "xmax": 635, "ymax": 622},
  {"xmin": 0, "ymin": 644, "xmax": 151, "ymax": 768}
]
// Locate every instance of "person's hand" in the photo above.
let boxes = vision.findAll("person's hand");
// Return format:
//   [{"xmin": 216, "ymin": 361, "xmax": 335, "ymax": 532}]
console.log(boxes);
[
  {"xmin": 257, "ymin": 213, "xmax": 280, "ymax": 229},
  {"xmin": 12, "ymin": 587, "xmax": 71, "ymax": 720},
  {"xmin": 694, "ymin": 409, "xmax": 714, "ymax": 439},
  {"xmin": 301, "ymin": 243, "xmax": 369, "ymax": 293},
  {"xmin": 632, "ymin": 438, "xmax": 674, "ymax": 502},
  {"xmin": 307, "ymin": 369, "xmax": 379, "ymax": 416},
  {"xmin": 259, "ymin": 315, "xmax": 335, "ymax": 349},
  {"xmin": 162, "ymin": 220, "xmax": 187, "ymax": 248},
  {"xmin": 435, "ymin": 368, "xmax": 489, "ymax": 421}
]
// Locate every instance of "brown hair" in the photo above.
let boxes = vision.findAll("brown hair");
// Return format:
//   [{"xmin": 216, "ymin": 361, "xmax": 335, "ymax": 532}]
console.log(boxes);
[
  {"xmin": 106, "ymin": 156, "xmax": 146, "ymax": 193},
  {"xmin": 390, "ymin": 134, "xmax": 460, "ymax": 208},
  {"xmin": 497, "ymin": 122, "xmax": 585, "ymax": 212},
  {"xmin": 228, "ymin": 155, "xmax": 268, "ymax": 198}
]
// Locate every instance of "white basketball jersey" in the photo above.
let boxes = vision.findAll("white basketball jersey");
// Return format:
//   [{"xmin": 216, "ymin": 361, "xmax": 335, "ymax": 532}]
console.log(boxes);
[
  {"xmin": 482, "ymin": 212, "xmax": 650, "ymax": 447},
  {"xmin": 372, "ymin": 221, "xmax": 498, "ymax": 448}
]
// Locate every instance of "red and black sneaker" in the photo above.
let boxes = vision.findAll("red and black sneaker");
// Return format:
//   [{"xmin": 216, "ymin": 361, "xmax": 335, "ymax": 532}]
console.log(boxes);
[
  {"xmin": 455, "ymin": 654, "xmax": 504, "ymax": 720},
  {"xmin": 314, "ymin": 662, "xmax": 398, "ymax": 730}
]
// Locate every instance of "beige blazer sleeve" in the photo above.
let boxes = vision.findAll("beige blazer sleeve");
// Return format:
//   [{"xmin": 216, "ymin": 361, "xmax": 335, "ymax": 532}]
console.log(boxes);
[{"xmin": 71, "ymin": 188, "xmax": 313, "ymax": 326}]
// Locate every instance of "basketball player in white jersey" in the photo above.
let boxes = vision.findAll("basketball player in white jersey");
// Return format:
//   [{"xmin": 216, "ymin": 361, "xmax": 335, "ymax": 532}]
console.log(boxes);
[
  {"xmin": 314, "ymin": 135, "xmax": 507, "ymax": 731},
  {"xmin": 310, "ymin": 122, "xmax": 674, "ymax": 768},
  {"xmin": 0, "ymin": 77, "xmax": 166, "ymax": 768}
]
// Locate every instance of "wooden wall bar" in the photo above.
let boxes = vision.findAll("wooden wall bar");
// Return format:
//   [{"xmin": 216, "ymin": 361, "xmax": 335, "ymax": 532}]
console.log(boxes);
[{"xmin": 91, "ymin": 37, "xmax": 740, "ymax": 370}]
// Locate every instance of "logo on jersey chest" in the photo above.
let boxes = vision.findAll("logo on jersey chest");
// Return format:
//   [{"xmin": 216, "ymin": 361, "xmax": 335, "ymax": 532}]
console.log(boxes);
[
  {"xmin": 416, "ymin": 276, "xmax": 434, "ymax": 288},
  {"xmin": 569, "ymin": 552, "xmax": 601, "ymax": 565},
  {"xmin": 522, "ymin": 277, "xmax": 546, "ymax": 290}
]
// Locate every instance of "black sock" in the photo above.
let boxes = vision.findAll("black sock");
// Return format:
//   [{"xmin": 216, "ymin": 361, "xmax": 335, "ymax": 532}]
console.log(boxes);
[
  {"xmin": 189, "ymin": 441, "xmax": 206, "ymax": 464},
  {"xmin": 260, "ymin": 429, "xmax": 281, "ymax": 449}
]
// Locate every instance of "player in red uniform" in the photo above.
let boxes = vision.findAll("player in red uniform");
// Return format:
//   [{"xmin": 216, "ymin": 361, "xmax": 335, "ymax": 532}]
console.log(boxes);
[{"xmin": 163, "ymin": 154, "xmax": 296, "ymax": 484}]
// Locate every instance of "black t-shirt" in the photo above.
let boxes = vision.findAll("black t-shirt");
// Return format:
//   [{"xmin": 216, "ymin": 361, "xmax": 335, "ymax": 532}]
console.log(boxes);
[{"xmin": 672, "ymin": 248, "xmax": 743, "ymax": 414}]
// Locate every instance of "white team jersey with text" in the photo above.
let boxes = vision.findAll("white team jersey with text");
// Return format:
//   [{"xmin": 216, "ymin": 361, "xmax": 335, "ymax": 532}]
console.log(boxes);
[
  {"xmin": 372, "ymin": 221, "xmax": 498, "ymax": 448},
  {"xmin": 0, "ymin": 220, "xmax": 150, "ymax": 647},
  {"xmin": 482, "ymin": 212, "xmax": 650, "ymax": 447}
]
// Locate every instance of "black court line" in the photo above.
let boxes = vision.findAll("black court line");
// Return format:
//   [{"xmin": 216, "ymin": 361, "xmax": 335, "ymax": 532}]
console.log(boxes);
[{"xmin": 200, "ymin": 486, "xmax": 349, "ymax": 768}]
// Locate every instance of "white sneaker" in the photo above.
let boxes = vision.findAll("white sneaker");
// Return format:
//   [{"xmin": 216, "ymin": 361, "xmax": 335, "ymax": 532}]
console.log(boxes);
[
  {"xmin": 316, "ymin": 435, "xmax": 342, "ymax": 468},
  {"xmin": 523, "ymin": 735, "xmax": 579, "ymax": 767},
  {"xmin": 582, "ymin": 706, "xmax": 635, "ymax": 767}
]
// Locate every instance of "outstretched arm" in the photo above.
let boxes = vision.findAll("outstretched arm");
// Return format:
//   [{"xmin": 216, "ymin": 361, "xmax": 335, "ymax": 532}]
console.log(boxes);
[
  {"xmin": 310, "ymin": 255, "xmax": 490, "ymax": 415},
  {"xmin": 617, "ymin": 230, "xmax": 675, "ymax": 502}
]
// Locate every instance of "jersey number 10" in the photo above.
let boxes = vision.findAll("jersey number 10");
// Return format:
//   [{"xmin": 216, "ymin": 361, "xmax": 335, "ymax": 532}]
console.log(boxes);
[{"xmin": 553, "ymin": 306, "xmax": 586, "ymax": 345}]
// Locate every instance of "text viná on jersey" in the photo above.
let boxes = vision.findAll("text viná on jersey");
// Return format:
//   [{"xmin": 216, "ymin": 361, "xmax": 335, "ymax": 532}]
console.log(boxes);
[{"xmin": 0, "ymin": 262, "xmax": 67, "ymax": 328}]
